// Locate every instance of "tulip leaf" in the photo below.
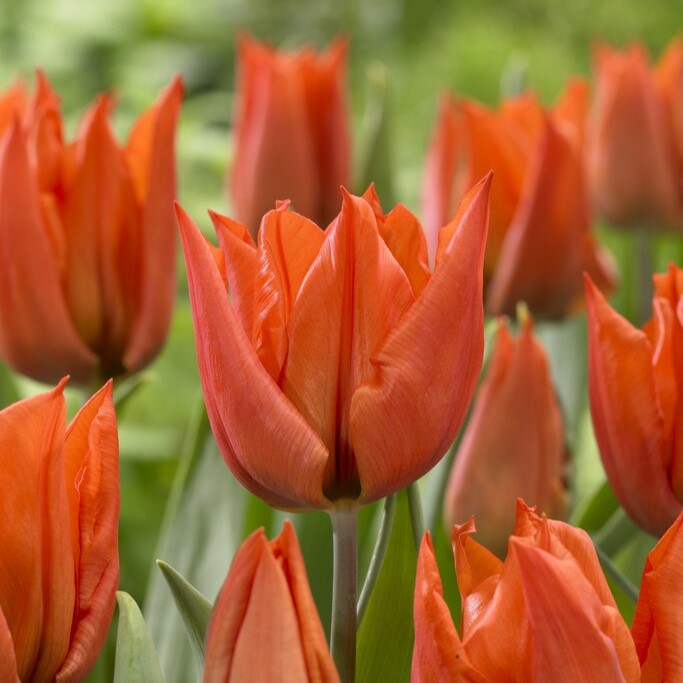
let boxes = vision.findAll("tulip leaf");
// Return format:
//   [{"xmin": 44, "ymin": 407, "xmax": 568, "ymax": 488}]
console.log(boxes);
[
  {"xmin": 0, "ymin": 363, "xmax": 19, "ymax": 409},
  {"xmin": 357, "ymin": 489, "xmax": 417, "ymax": 683},
  {"xmin": 114, "ymin": 592, "xmax": 166, "ymax": 683},
  {"xmin": 156, "ymin": 560, "xmax": 213, "ymax": 674}
]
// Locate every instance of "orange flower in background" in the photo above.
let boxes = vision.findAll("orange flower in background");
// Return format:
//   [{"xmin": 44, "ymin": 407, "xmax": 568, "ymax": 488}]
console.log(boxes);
[
  {"xmin": 203, "ymin": 521, "xmax": 339, "ymax": 682},
  {"xmin": 632, "ymin": 512, "xmax": 683, "ymax": 681},
  {"xmin": 589, "ymin": 39, "xmax": 683, "ymax": 230},
  {"xmin": 443, "ymin": 316, "xmax": 567, "ymax": 557},
  {"xmin": 422, "ymin": 81, "xmax": 616, "ymax": 319},
  {"xmin": 0, "ymin": 72, "xmax": 183, "ymax": 386},
  {"xmin": 231, "ymin": 36, "xmax": 350, "ymax": 238},
  {"xmin": 412, "ymin": 501, "xmax": 640, "ymax": 682},
  {"xmin": 0, "ymin": 380, "xmax": 119, "ymax": 681},
  {"xmin": 177, "ymin": 176, "xmax": 490, "ymax": 509},
  {"xmin": 585, "ymin": 264, "xmax": 683, "ymax": 537}
]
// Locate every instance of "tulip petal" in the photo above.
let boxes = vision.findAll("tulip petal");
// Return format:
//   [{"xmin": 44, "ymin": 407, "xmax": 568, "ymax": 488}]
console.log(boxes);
[
  {"xmin": 349, "ymin": 175, "xmax": 488, "ymax": 503},
  {"xmin": 124, "ymin": 76, "xmax": 183, "ymax": 372},
  {"xmin": 632, "ymin": 512, "xmax": 683, "ymax": 680},
  {"xmin": 0, "ymin": 122, "xmax": 96, "ymax": 384},
  {"xmin": 177, "ymin": 203, "xmax": 330, "ymax": 509},
  {"xmin": 210, "ymin": 210, "xmax": 257, "ymax": 335},
  {"xmin": 585, "ymin": 276, "xmax": 681, "ymax": 535},
  {"xmin": 486, "ymin": 117, "xmax": 587, "ymax": 318},
  {"xmin": 251, "ymin": 205, "xmax": 325, "ymax": 381},
  {"xmin": 57, "ymin": 382, "xmax": 119, "ymax": 682},
  {"xmin": 283, "ymin": 191, "xmax": 415, "ymax": 501},
  {"xmin": 412, "ymin": 534, "xmax": 487, "ymax": 683},
  {"xmin": 271, "ymin": 522, "xmax": 340, "ymax": 682},
  {"xmin": 0, "ymin": 79, "xmax": 26, "ymax": 138},
  {"xmin": 513, "ymin": 540, "xmax": 639, "ymax": 682},
  {"xmin": 232, "ymin": 36, "xmax": 320, "ymax": 233},
  {"xmin": 0, "ymin": 609, "xmax": 19, "ymax": 683},
  {"xmin": 0, "ymin": 383, "xmax": 74, "ymax": 681},
  {"xmin": 203, "ymin": 530, "xmax": 266, "ymax": 681},
  {"xmin": 62, "ymin": 96, "xmax": 140, "ymax": 374}
]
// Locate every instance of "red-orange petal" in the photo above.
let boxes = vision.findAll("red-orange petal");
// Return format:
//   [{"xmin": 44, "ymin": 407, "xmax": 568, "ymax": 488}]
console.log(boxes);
[
  {"xmin": 123, "ymin": 76, "xmax": 183, "ymax": 372},
  {"xmin": 0, "ymin": 122, "xmax": 96, "ymax": 384},
  {"xmin": 283, "ymin": 191, "xmax": 415, "ymax": 501},
  {"xmin": 177, "ymin": 203, "xmax": 330, "ymax": 509},
  {"xmin": 412, "ymin": 533, "xmax": 488, "ymax": 683},
  {"xmin": 350, "ymin": 175, "xmax": 489, "ymax": 503},
  {"xmin": 632, "ymin": 512, "xmax": 683, "ymax": 680},
  {"xmin": 57, "ymin": 382, "xmax": 119, "ymax": 682},
  {"xmin": 585, "ymin": 276, "xmax": 681, "ymax": 535},
  {"xmin": 0, "ymin": 383, "xmax": 75, "ymax": 681},
  {"xmin": 0, "ymin": 608, "xmax": 19, "ymax": 683}
]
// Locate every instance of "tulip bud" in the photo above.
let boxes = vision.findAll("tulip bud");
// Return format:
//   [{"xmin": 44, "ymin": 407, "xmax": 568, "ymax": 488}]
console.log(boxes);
[
  {"xmin": 443, "ymin": 316, "xmax": 568, "ymax": 557},
  {"xmin": 230, "ymin": 36, "xmax": 351, "ymax": 238},
  {"xmin": 588, "ymin": 40, "xmax": 683, "ymax": 230},
  {"xmin": 586, "ymin": 264, "xmax": 683, "ymax": 536},
  {"xmin": 203, "ymin": 521, "xmax": 339, "ymax": 683},
  {"xmin": 413, "ymin": 501, "xmax": 640, "ymax": 682},
  {"xmin": 177, "ymin": 177, "xmax": 489, "ymax": 510},
  {"xmin": 0, "ymin": 380, "xmax": 119, "ymax": 681},
  {"xmin": 0, "ymin": 72, "xmax": 183, "ymax": 386},
  {"xmin": 422, "ymin": 82, "xmax": 616, "ymax": 319},
  {"xmin": 632, "ymin": 511, "xmax": 683, "ymax": 680}
]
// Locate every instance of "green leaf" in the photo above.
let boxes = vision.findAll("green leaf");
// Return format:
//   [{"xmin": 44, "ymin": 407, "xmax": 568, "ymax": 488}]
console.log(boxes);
[
  {"xmin": 0, "ymin": 363, "xmax": 19, "ymax": 409},
  {"xmin": 357, "ymin": 489, "xmax": 418, "ymax": 683},
  {"xmin": 156, "ymin": 561, "xmax": 213, "ymax": 678},
  {"xmin": 114, "ymin": 592, "xmax": 166, "ymax": 683}
]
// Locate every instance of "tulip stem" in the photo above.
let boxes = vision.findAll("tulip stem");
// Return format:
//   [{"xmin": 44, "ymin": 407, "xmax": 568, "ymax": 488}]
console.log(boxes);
[
  {"xmin": 634, "ymin": 229, "xmax": 654, "ymax": 325},
  {"xmin": 357, "ymin": 494, "xmax": 396, "ymax": 624},
  {"xmin": 330, "ymin": 507, "xmax": 358, "ymax": 683},
  {"xmin": 407, "ymin": 482, "xmax": 425, "ymax": 551},
  {"xmin": 594, "ymin": 544, "xmax": 639, "ymax": 604}
]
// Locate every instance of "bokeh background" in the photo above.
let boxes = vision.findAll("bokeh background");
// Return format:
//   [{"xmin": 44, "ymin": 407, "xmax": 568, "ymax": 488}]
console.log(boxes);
[{"xmin": 0, "ymin": 0, "xmax": 680, "ymax": 679}]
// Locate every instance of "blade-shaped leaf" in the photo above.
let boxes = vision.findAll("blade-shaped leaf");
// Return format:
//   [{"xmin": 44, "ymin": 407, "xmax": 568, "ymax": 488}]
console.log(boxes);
[
  {"xmin": 156, "ymin": 560, "xmax": 213, "ymax": 675},
  {"xmin": 114, "ymin": 592, "xmax": 166, "ymax": 683},
  {"xmin": 357, "ymin": 489, "xmax": 417, "ymax": 683}
]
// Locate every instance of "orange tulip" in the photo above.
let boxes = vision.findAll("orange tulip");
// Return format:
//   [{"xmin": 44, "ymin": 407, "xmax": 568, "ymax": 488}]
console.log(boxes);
[
  {"xmin": 231, "ymin": 36, "xmax": 350, "ymax": 238},
  {"xmin": 585, "ymin": 264, "xmax": 683, "ymax": 536},
  {"xmin": 589, "ymin": 39, "xmax": 683, "ymax": 230},
  {"xmin": 412, "ymin": 501, "xmax": 640, "ymax": 682},
  {"xmin": 632, "ymin": 511, "xmax": 683, "ymax": 681},
  {"xmin": 203, "ymin": 521, "xmax": 339, "ymax": 683},
  {"xmin": 176, "ymin": 176, "xmax": 490, "ymax": 509},
  {"xmin": 0, "ymin": 72, "xmax": 183, "ymax": 386},
  {"xmin": 0, "ymin": 380, "xmax": 119, "ymax": 681},
  {"xmin": 422, "ymin": 82, "xmax": 616, "ymax": 319},
  {"xmin": 443, "ymin": 316, "xmax": 567, "ymax": 557}
]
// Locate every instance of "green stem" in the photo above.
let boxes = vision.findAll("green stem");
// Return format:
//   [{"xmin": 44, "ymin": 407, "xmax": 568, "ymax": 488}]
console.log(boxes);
[
  {"xmin": 357, "ymin": 495, "xmax": 396, "ymax": 624},
  {"xmin": 407, "ymin": 482, "xmax": 425, "ymax": 551},
  {"xmin": 594, "ymin": 544, "xmax": 638, "ymax": 604},
  {"xmin": 634, "ymin": 229, "xmax": 654, "ymax": 325},
  {"xmin": 330, "ymin": 508, "xmax": 358, "ymax": 683}
]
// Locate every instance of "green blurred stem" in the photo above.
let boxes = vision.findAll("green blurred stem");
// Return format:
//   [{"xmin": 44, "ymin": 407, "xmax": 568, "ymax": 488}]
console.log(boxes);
[
  {"xmin": 635, "ymin": 229, "xmax": 654, "ymax": 325},
  {"xmin": 594, "ymin": 544, "xmax": 638, "ymax": 604},
  {"xmin": 357, "ymin": 494, "xmax": 396, "ymax": 625},
  {"xmin": 330, "ymin": 507, "xmax": 358, "ymax": 683},
  {"xmin": 407, "ymin": 482, "xmax": 425, "ymax": 551}
]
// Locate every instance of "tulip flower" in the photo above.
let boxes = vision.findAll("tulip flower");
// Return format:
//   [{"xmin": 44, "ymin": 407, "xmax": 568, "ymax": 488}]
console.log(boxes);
[
  {"xmin": 412, "ymin": 501, "xmax": 640, "ymax": 682},
  {"xmin": 0, "ymin": 71, "xmax": 183, "ymax": 386},
  {"xmin": 443, "ymin": 316, "xmax": 567, "ymax": 557},
  {"xmin": 231, "ymin": 36, "xmax": 350, "ymax": 238},
  {"xmin": 422, "ymin": 82, "xmax": 616, "ymax": 319},
  {"xmin": 177, "ymin": 176, "xmax": 490, "ymax": 509},
  {"xmin": 0, "ymin": 379, "xmax": 119, "ymax": 681},
  {"xmin": 203, "ymin": 521, "xmax": 339, "ymax": 682},
  {"xmin": 589, "ymin": 39, "xmax": 683, "ymax": 230},
  {"xmin": 585, "ymin": 264, "xmax": 683, "ymax": 537},
  {"xmin": 632, "ymin": 511, "xmax": 683, "ymax": 681}
]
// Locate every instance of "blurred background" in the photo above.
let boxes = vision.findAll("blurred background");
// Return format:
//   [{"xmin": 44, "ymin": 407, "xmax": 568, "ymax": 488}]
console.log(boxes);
[{"xmin": 0, "ymin": 0, "xmax": 680, "ymax": 678}]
